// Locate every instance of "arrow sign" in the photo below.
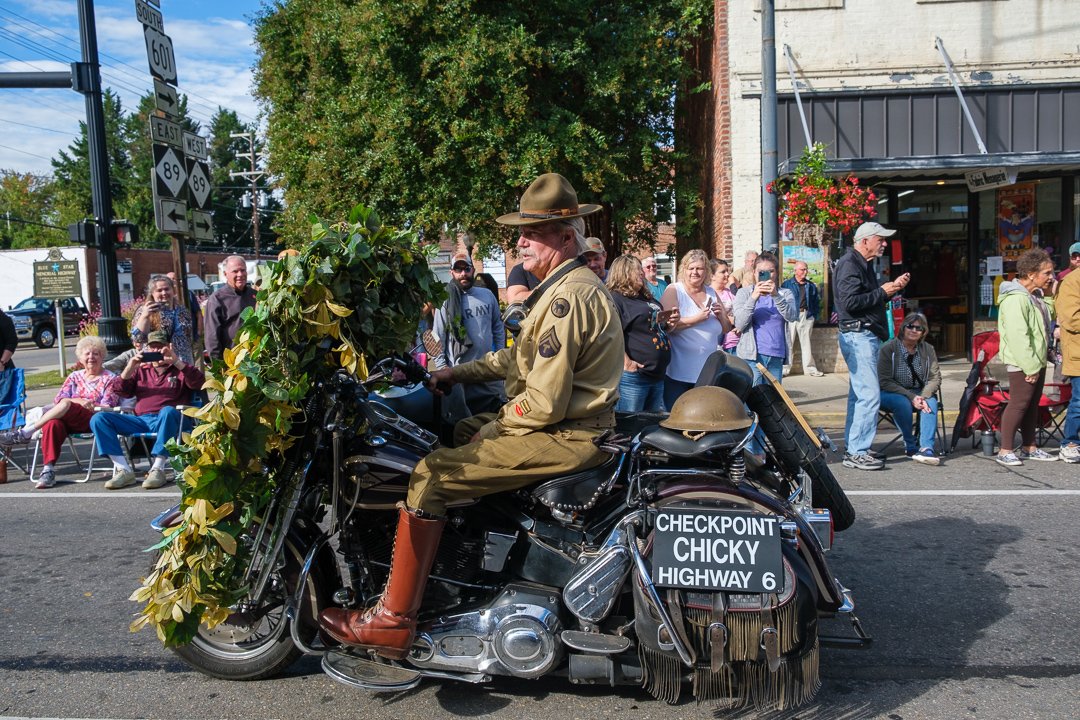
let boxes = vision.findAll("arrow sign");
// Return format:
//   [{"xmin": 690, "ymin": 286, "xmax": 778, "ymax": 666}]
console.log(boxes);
[
  {"xmin": 153, "ymin": 79, "xmax": 179, "ymax": 118},
  {"xmin": 186, "ymin": 157, "xmax": 212, "ymax": 210},
  {"xmin": 144, "ymin": 27, "xmax": 177, "ymax": 84},
  {"xmin": 155, "ymin": 198, "xmax": 189, "ymax": 235},
  {"xmin": 190, "ymin": 210, "xmax": 214, "ymax": 241},
  {"xmin": 153, "ymin": 144, "xmax": 187, "ymax": 199}
]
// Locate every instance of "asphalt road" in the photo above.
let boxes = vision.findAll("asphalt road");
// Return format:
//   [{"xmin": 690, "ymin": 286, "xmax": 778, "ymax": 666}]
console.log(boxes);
[
  {"xmin": 2, "ymin": 451, "xmax": 1079, "ymax": 720},
  {"xmin": 13, "ymin": 342, "xmax": 78, "ymax": 375}
]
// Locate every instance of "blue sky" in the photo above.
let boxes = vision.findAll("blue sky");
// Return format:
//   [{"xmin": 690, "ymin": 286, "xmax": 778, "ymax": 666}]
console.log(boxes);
[{"xmin": 0, "ymin": 0, "xmax": 264, "ymax": 175}]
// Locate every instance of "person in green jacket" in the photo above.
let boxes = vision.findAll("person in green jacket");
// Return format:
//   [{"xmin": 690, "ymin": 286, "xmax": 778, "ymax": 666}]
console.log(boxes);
[{"xmin": 996, "ymin": 248, "xmax": 1057, "ymax": 466}]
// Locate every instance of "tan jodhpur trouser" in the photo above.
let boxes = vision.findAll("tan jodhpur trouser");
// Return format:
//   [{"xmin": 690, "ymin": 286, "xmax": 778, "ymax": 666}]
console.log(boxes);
[{"xmin": 406, "ymin": 413, "xmax": 610, "ymax": 516}]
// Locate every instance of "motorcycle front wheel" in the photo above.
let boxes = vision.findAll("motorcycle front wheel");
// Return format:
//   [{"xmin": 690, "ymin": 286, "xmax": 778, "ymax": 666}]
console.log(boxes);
[{"xmin": 170, "ymin": 534, "xmax": 334, "ymax": 680}]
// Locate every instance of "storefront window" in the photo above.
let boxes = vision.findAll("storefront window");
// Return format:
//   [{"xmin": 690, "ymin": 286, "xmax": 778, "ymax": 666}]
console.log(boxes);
[{"xmin": 975, "ymin": 178, "xmax": 1063, "ymax": 321}]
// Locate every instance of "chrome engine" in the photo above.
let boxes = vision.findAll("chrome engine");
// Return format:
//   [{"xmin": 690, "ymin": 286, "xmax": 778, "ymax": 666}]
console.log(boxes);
[{"xmin": 408, "ymin": 583, "xmax": 564, "ymax": 679}]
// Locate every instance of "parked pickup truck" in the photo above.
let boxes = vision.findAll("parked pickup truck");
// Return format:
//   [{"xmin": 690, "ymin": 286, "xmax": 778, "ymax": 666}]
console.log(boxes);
[{"xmin": 6, "ymin": 296, "xmax": 92, "ymax": 348}]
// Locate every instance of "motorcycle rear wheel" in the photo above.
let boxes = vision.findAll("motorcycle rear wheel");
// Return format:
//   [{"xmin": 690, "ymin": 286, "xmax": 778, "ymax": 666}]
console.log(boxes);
[
  {"xmin": 747, "ymin": 384, "xmax": 856, "ymax": 531},
  {"xmin": 170, "ymin": 536, "xmax": 331, "ymax": 680}
]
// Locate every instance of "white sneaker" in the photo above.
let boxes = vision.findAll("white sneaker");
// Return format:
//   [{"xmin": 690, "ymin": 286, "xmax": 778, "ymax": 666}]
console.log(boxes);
[
  {"xmin": 104, "ymin": 468, "xmax": 137, "ymax": 489},
  {"xmin": 1060, "ymin": 444, "xmax": 1080, "ymax": 464},
  {"xmin": 35, "ymin": 468, "xmax": 56, "ymax": 489},
  {"xmin": 142, "ymin": 468, "xmax": 168, "ymax": 489}
]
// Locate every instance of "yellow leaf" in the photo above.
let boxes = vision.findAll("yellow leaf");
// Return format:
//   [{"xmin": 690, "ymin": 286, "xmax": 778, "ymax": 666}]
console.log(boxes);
[
  {"xmin": 221, "ymin": 404, "xmax": 240, "ymax": 430},
  {"xmin": 203, "ymin": 377, "xmax": 225, "ymax": 393},
  {"xmin": 326, "ymin": 300, "xmax": 353, "ymax": 317},
  {"xmin": 171, "ymin": 602, "xmax": 185, "ymax": 623},
  {"xmin": 208, "ymin": 528, "xmax": 237, "ymax": 555}
]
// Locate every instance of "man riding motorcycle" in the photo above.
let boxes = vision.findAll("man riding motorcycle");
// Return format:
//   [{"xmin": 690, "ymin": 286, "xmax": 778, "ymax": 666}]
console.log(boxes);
[{"xmin": 318, "ymin": 173, "xmax": 625, "ymax": 658}]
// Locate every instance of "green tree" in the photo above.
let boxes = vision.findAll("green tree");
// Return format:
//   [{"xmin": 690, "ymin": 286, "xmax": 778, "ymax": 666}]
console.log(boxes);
[
  {"xmin": 253, "ymin": 0, "xmax": 711, "ymax": 252},
  {"xmin": 0, "ymin": 171, "xmax": 63, "ymax": 248},
  {"xmin": 51, "ymin": 89, "xmax": 134, "ymax": 229}
]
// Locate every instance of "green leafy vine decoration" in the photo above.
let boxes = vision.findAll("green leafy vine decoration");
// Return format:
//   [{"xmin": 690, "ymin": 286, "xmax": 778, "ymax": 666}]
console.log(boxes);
[{"xmin": 130, "ymin": 205, "xmax": 442, "ymax": 646}]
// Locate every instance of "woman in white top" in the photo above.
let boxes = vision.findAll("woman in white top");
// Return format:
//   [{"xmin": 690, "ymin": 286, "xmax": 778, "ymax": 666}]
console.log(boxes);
[{"xmin": 660, "ymin": 249, "xmax": 731, "ymax": 409}]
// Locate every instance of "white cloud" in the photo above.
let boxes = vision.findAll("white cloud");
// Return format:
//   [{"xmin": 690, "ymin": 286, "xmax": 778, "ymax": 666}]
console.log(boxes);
[{"xmin": 0, "ymin": 0, "xmax": 260, "ymax": 175}]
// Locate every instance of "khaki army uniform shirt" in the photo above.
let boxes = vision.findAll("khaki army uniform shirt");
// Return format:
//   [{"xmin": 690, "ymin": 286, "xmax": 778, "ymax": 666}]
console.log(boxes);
[{"xmin": 452, "ymin": 259, "xmax": 624, "ymax": 438}]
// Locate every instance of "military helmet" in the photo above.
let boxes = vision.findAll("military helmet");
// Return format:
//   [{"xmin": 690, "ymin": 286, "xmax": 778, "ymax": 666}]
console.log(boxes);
[{"xmin": 660, "ymin": 386, "xmax": 752, "ymax": 433}]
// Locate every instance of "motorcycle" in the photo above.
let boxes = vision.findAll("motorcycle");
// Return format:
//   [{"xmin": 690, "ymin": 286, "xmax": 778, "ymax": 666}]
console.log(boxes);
[{"xmin": 151, "ymin": 351, "xmax": 868, "ymax": 710}]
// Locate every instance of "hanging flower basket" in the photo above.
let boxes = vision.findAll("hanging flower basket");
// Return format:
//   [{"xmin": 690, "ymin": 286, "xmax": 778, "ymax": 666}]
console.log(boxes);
[
  {"xmin": 792, "ymin": 223, "xmax": 826, "ymax": 247},
  {"xmin": 768, "ymin": 143, "xmax": 877, "ymax": 239}
]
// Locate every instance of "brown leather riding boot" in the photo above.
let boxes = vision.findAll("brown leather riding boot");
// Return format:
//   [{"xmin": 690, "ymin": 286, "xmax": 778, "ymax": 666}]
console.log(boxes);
[{"xmin": 319, "ymin": 505, "xmax": 445, "ymax": 659}]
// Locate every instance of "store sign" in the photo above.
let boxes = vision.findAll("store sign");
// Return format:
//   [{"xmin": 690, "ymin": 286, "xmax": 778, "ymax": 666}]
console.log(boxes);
[{"xmin": 965, "ymin": 167, "xmax": 1017, "ymax": 193}]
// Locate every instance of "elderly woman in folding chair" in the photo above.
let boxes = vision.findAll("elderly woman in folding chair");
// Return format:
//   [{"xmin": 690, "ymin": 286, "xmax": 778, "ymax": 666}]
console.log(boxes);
[
  {"xmin": 878, "ymin": 312, "xmax": 943, "ymax": 466},
  {"xmin": 0, "ymin": 335, "xmax": 121, "ymax": 488},
  {"xmin": 90, "ymin": 329, "xmax": 205, "ymax": 490}
]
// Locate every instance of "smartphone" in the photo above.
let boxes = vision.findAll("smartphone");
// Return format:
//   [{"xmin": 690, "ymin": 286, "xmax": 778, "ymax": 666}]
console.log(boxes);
[
  {"xmin": 658, "ymin": 308, "xmax": 678, "ymax": 323},
  {"xmin": 758, "ymin": 270, "xmax": 772, "ymax": 282},
  {"xmin": 141, "ymin": 351, "xmax": 164, "ymax": 363}
]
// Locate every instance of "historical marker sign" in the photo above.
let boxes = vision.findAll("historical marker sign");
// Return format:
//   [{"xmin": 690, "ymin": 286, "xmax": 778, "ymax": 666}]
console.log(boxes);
[
  {"xmin": 153, "ymin": 79, "xmax": 179, "ymax": 118},
  {"xmin": 186, "ymin": 157, "xmax": 212, "ymax": 210},
  {"xmin": 190, "ymin": 210, "xmax": 214, "ymax": 241},
  {"xmin": 134, "ymin": 0, "xmax": 164, "ymax": 34},
  {"xmin": 144, "ymin": 27, "xmax": 177, "ymax": 84},
  {"xmin": 33, "ymin": 259, "xmax": 82, "ymax": 299},
  {"xmin": 183, "ymin": 131, "xmax": 207, "ymax": 160},
  {"xmin": 149, "ymin": 115, "xmax": 182, "ymax": 147},
  {"xmin": 156, "ymin": 198, "xmax": 189, "ymax": 235},
  {"xmin": 153, "ymin": 144, "xmax": 188, "ymax": 201}
]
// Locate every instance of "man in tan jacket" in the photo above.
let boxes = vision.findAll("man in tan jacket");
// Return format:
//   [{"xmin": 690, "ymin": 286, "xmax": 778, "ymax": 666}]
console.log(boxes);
[
  {"xmin": 319, "ymin": 173, "xmax": 624, "ymax": 658},
  {"xmin": 1055, "ymin": 266, "xmax": 1080, "ymax": 463}
]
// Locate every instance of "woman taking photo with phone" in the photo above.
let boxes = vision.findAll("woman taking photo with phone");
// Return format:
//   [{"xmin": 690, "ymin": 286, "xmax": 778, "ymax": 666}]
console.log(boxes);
[
  {"xmin": 660, "ymin": 249, "xmax": 731, "ymax": 408},
  {"xmin": 606, "ymin": 255, "xmax": 676, "ymax": 412},
  {"xmin": 130, "ymin": 274, "xmax": 195, "ymax": 364},
  {"xmin": 733, "ymin": 252, "xmax": 798, "ymax": 385}
]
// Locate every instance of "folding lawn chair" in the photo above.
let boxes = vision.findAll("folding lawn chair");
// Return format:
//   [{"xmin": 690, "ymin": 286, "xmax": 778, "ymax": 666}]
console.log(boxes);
[
  {"xmin": 952, "ymin": 331, "xmax": 1009, "ymax": 453},
  {"xmin": 0, "ymin": 368, "xmax": 29, "ymax": 473},
  {"xmin": 877, "ymin": 387, "xmax": 949, "ymax": 456}
]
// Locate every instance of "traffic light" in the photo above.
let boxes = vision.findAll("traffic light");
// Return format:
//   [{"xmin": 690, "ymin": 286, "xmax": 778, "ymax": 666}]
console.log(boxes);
[
  {"xmin": 112, "ymin": 220, "xmax": 139, "ymax": 247},
  {"xmin": 68, "ymin": 220, "xmax": 96, "ymax": 247}
]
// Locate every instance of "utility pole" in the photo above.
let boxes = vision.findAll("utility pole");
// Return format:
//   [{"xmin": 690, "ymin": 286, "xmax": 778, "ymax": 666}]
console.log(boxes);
[
  {"xmin": 229, "ymin": 132, "xmax": 264, "ymax": 258},
  {"xmin": 760, "ymin": 0, "xmax": 779, "ymax": 253}
]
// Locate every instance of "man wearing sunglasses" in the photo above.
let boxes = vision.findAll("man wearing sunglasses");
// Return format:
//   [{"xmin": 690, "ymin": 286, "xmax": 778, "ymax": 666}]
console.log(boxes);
[
  {"xmin": 431, "ymin": 252, "xmax": 506, "ymax": 415},
  {"xmin": 642, "ymin": 256, "xmax": 668, "ymax": 301},
  {"xmin": 834, "ymin": 221, "xmax": 911, "ymax": 470}
]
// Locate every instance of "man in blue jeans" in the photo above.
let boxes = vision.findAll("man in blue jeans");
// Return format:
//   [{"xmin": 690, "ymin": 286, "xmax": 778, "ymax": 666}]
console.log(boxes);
[
  {"xmin": 93, "ymin": 329, "xmax": 205, "ymax": 489},
  {"xmin": 833, "ymin": 222, "xmax": 910, "ymax": 470},
  {"xmin": 1055, "ymin": 256, "xmax": 1080, "ymax": 462}
]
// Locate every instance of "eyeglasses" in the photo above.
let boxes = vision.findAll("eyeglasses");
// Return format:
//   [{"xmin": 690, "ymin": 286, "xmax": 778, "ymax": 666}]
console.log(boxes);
[
  {"xmin": 451, "ymin": 264, "xmax": 473, "ymax": 272},
  {"xmin": 905, "ymin": 325, "xmax": 926, "ymax": 332}
]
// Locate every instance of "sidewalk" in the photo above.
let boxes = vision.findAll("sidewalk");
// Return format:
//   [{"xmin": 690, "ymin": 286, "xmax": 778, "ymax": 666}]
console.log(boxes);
[{"xmin": 776, "ymin": 357, "xmax": 972, "ymax": 434}]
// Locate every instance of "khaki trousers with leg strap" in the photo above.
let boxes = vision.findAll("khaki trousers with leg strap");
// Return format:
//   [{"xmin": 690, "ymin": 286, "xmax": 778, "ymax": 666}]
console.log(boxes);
[{"xmin": 408, "ymin": 416, "xmax": 609, "ymax": 516}]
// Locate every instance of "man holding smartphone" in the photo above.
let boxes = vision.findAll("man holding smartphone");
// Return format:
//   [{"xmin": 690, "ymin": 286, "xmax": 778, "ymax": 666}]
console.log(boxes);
[
  {"xmin": 834, "ymin": 221, "xmax": 911, "ymax": 471},
  {"xmin": 91, "ymin": 330, "xmax": 206, "ymax": 490}
]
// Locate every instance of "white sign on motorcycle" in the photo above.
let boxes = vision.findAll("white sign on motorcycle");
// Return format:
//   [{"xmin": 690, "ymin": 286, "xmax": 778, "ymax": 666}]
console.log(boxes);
[{"xmin": 651, "ymin": 509, "xmax": 784, "ymax": 593}]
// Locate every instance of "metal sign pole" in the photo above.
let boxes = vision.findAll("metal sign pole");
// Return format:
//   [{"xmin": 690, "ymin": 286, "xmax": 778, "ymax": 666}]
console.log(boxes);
[{"xmin": 55, "ymin": 300, "xmax": 67, "ymax": 379}]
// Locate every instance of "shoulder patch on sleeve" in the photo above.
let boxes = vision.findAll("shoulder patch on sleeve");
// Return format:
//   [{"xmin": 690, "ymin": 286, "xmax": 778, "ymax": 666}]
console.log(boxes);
[
  {"xmin": 537, "ymin": 327, "xmax": 562, "ymax": 358},
  {"xmin": 550, "ymin": 298, "xmax": 570, "ymax": 318}
]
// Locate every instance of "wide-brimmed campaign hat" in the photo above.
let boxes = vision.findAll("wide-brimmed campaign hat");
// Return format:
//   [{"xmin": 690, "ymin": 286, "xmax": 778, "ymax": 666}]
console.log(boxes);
[{"xmin": 496, "ymin": 173, "xmax": 602, "ymax": 226}]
